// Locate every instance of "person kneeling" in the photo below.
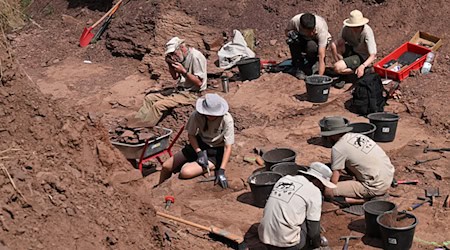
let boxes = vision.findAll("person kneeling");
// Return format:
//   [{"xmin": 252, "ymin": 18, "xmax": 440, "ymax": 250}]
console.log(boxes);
[{"xmin": 158, "ymin": 94, "xmax": 234, "ymax": 189}]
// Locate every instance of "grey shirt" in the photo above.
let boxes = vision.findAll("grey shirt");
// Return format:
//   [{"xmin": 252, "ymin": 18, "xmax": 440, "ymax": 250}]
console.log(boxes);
[
  {"xmin": 178, "ymin": 48, "xmax": 207, "ymax": 92},
  {"xmin": 339, "ymin": 24, "xmax": 377, "ymax": 60},
  {"xmin": 186, "ymin": 111, "xmax": 234, "ymax": 147}
]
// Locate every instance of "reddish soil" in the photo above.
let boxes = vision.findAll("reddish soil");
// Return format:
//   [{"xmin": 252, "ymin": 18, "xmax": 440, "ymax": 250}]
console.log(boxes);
[{"xmin": 1, "ymin": 0, "xmax": 449, "ymax": 249}]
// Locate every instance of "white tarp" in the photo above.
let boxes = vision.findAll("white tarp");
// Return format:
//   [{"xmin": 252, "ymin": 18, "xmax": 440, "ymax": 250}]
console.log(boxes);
[{"xmin": 218, "ymin": 30, "xmax": 256, "ymax": 69}]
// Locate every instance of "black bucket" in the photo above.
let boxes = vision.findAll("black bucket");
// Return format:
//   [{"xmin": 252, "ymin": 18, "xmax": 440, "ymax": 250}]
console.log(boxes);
[
  {"xmin": 262, "ymin": 148, "xmax": 297, "ymax": 171},
  {"xmin": 367, "ymin": 112, "xmax": 400, "ymax": 142},
  {"xmin": 236, "ymin": 57, "xmax": 261, "ymax": 81},
  {"xmin": 348, "ymin": 122, "xmax": 377, "ymax": 140},
  {"xmin": 362, "ymin": 200, "xmax": 397, "ymax": 238},
  {"xmin": 270, "ymin": 162, "xmax": 307, "ymax": 176},
  {"xmin": 248, "ymin": 171, "xmax": 283, "ymax": 208},
  {"xmin": 305, "ymin": 75, "xmax": 333, "ymax": 103},
  {"xmin": 377, "ymin": 211, "xmax": 418, "ymax": 250}
]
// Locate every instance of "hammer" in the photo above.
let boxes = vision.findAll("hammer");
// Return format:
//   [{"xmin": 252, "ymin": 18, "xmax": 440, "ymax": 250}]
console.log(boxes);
[
  {"xmin": 391, "ymin": 179, "xmax": 419, "ymax": 187},
  {"xmin": 340, "ymin": 235, "xmax": 361, "ymax": 250},
  {"xmin": 414, "ymin": 157, "xmax": 441, "ymax": 165},
  {"xmin": 423, "ymin": 146, "xmax": 450, "ymax": 153}
]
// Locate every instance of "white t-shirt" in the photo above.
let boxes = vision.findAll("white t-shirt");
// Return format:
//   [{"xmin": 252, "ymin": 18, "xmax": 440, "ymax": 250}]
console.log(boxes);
[
  {"xmin": 186, "ymin": 111, "xmax": 234, "ymax": 147},
  {"xmin": 331, "ymin": 133, "xmax": 394, "ymax": 194},
  {"xmin": 258, "ymin": 175, "xmax": 322, "ymax": 247},
  {"xmin": 178, "ymin": 48, "xmax": 207, "ymax": 92},
  {"xmin": 338, "ymin": 24, "xmax": 377, "ymax": 60},
  {"xmin": 286, "ymin": 13, "xmax": 332, "ymax": 48}
]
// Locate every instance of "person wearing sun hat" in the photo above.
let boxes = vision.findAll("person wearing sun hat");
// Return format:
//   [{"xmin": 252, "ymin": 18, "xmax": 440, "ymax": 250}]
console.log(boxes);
[
  {"xmin": 135, "ymin": 37, "xmax": 208, "ymax": 126},
  {"xmin": 258, "ymin": 162, "xmax": 335, "ymax": 249},
  {"xmin": 158, "ymin": 94, "xmax": 234, "ymax": 188},
  {"xmin": 321, "ymin": 116, "xmax": 395, "ymax": 207},
  {"xmin": 331, "ymin": 10, "xmax": 377, "ymax": 82}
]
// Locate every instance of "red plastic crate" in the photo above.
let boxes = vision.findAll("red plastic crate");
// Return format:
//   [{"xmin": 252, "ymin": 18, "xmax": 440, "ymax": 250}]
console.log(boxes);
[{"xmin": 374, "ymin": 42, "xmax": 431, "ymax": 81}]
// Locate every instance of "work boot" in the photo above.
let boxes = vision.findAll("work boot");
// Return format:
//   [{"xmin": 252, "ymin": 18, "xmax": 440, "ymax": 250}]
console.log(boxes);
[
  {"xmin": 294, "ymin": 69, "xmax": 307, "ymax": 80},
  {"xmin": 334, "ymin": 80, "xmax": 346, "ymax": 89}
]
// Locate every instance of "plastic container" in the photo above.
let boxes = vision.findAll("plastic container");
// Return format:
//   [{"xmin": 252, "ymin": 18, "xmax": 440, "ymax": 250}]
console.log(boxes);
[
  {"xmin": 262, "ymin": 148, "xmax": 297, "ymax": 171},
  {"xmin": 248, "ymin": 171, "xmax": 283, "ymax": 208},
  {"xmin": 367, "ymin": 112, "xmax": 400, "ymax": 142},
  {"xmin": 348, "ymin": 122, "xmax": 377, "ymax": 140},
  {"xmin": 111, "ymin": 127, "xmax": 173, "ymax": 159},
  {"xmin": 305, "ymin": 75, "xmax": 333, "ymax": 103},
  {"xmin": 377, "ymin": 211, "xmax": 418, "ymax": 250},
  {"xmin": 270, "ymin": 162, "xmax": 307, "ymax": 176},
  {"xmin": 236, "ymin": 57, "xmax": 261, "ymax": 81},
  {"xmin": 374, "ymin": 42, "xmax": 431, "ymax": 81},
  {"xmin": 420, "ymin": 52, "xmax": 435, "ymax": 74},
  {"xmin": 362, "ymin": 200, "xmax": 397, "ymax": 238}
]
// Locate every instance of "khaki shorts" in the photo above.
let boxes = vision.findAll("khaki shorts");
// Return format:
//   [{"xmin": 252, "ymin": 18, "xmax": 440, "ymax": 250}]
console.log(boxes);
[{"xmin": 332, "ymin": 180, "xmax": 377, "ymax": 199}]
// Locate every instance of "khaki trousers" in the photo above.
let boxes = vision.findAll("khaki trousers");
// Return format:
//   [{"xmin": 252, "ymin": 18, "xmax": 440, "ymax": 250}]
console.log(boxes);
[{"xmin": 135, "ymin": 91, "xmax": 197, "ymax": 126}]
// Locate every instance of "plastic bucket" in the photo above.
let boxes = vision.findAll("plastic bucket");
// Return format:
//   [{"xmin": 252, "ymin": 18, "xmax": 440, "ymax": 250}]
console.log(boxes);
[
  {"xmin": 367, "ymin": 112, "xmax": 400, "ymax": 142},
  {"xmin": 377, "ymin": 211, "xmax": 418, "ymax": 250},
  {"xmin": 362, "ymin": 200, "xmax": 397, "ymax": 238},
  {"xmin": 305, "ymin": 75, "xmax": 333, "ymax": 103},
  {"xmin": 348, "ymin": 122, "xmax": 377, "ymax": 140},
  {"xmin": 270, "ymin": 162, "xmax": 307, "ymax": 176},
  {"xmin": 248, "ymin": 171, "xmax": 283, "ymax": 208},
  {"xmin": 236, "ymin": 57, "xmax": 261, "ymax": 81},
  {"xmin": 262, "ymin": 148, "xmax": 297, "ymax": 171}
]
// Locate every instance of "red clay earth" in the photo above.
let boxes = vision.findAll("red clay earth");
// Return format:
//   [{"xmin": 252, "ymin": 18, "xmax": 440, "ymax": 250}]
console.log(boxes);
[{"xmin": 1, "ymin": 0, "xmax": 449, "ymax": 249}]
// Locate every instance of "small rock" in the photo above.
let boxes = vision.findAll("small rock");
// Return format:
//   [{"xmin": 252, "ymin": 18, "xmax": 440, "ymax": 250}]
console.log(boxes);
[
  {"xmin": 269, "ymin": 39, "xmax": 277, "ymax": 46},
  {"xmin": 40, "ymin": 62, "xmax": 47, "ymax": 67},
  {"xmin": 106, "ymin": 235, "xmax": 118, "ymax": 245},
  {"xmin": 52, "ymin": 59, "xmax": 60, "ymax": 64},
  {"xmin": 109, "ymin": 170, "xmax": 142, "ymax": 185},
  {"xmin": 79, "ymin": 116, "xmax": 86, "ymax": 121},
  {"xmin": 278, "ymin": 52, "xmax": 285, "ymax": 58},
  {"xmin": 6, "ymin": 34, "xmax": 16, "ymax": 41},
  {"xmin": 65, "ymin": 207, "xmax": 76, "ymax": 216},
  {"xmin": 15, "ymin": 228, "xmax": 26, "ymax": 235}
]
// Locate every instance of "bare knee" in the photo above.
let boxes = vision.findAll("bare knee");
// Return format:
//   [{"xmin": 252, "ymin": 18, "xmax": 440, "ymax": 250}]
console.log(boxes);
[
  {"xmin": 334, "ymin": 60, "xmax": 348, "ymax": 74},
  {"xmin": 179, "ymin": 163, "xmax": 203, "ymax": 179}
]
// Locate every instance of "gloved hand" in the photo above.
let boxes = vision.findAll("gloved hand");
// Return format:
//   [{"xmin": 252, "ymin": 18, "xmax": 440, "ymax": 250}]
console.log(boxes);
[
  {"xmin": 214, "ymin": 169, "xmax": 228, "ymax": 189},
  {"xmin": 196, "ymin": 150, "xmax": 209, "ymax": 170}
]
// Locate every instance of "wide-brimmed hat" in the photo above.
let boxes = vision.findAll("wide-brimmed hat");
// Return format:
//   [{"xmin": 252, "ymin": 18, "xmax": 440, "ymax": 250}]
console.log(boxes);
[
  {"xmin": 196, "ymin": 94, "xmax": 229, "ymax": 116},
  {"xmin": 165, "ymin": 37, "xmax": 185, "ymax": 54},
  {"xmin": 299, "ymin": 162, "xmax": 336, "ymax": 189},
  {"xmin": 320, "ymin": 116, "xmax": 353, "ymax": 136},
  {"xmin": 343, "ymin": 10, "xmax": 369, "ymax": 27}
]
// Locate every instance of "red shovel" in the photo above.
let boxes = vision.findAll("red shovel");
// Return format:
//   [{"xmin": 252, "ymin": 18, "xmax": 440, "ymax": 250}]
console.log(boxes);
[{"xmin": 79, "ymin": 0, "xmax": 123, "ymax": 47}]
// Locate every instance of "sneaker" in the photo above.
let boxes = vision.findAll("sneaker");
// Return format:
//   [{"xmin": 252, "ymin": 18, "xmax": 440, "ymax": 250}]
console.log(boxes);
[
  {"xmin": 294, "ymin": 69, "xmax": 307, "ymax": 80},
  {"xmin": 334, "ymin": 80, "xmax": 346, "ymax": 89}
]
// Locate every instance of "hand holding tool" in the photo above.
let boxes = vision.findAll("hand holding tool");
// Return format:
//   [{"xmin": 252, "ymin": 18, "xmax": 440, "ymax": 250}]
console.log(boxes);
[
  {"xmin": 214, "ymin": 169, "xmax": 228, "ymax": 189},
  {"xmin": 423, "ymin": 146, "xmax": 450, "ymax": 153},
  {"xmin": 340, "ymin": 235, "xmax": 361, "ymax": 250},
  {"xmin": 164, "ymin": 196, "xmax": 175, "ymax": 210},
  {"xmin": 196, "ymin": 150, "xmax": 209, "ymax": 175}
]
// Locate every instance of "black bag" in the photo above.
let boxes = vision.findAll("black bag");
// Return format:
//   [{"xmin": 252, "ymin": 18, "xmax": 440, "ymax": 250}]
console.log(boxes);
[{"xmin": 351, "ymin": 73, "xmax": 389, "ymax": 115}]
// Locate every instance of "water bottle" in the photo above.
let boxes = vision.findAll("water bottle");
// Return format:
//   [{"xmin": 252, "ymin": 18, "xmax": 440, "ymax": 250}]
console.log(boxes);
[
  {"xmin": 221, "ymin": 76, "xmax": 229, "ymax": 93},
  {"xmin": 421, "ymin": 52, "xmax": 435, "ymax": 74}
]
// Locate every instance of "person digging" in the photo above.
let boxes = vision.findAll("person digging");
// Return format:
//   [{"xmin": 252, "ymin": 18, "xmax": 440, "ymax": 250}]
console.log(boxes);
[
  {"xmin": 158, "ymin": 94, "xmax": 234, "ymax": 189},
  {"xmin": 134, "ymin": 37, "xmax": 208, "ymax": 126},
  {"xmin": 258, "ymin": 162, "xmax": 336, "ymax": 250},
  {"xmin": 321, "ymin": 116, "xmax": 395, "ymax": 207},
  {"xmin": 330, "ymin": 10, "xmax": 377, "ymax": 88}
]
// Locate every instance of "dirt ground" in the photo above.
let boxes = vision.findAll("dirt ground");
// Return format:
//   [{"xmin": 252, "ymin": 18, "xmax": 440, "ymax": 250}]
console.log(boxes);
[{"xmin": 0, "ymin": 0, "xmax": 449, "ymax": 249}]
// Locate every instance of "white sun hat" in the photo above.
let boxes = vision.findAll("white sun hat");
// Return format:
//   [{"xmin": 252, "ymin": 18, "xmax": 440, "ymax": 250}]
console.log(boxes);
[
  {"xmin": 195, "ymin": 94, "xmax": 229, "ymax": 116},
  {"xmin": 165, "ymin": 37, "xmax": 185, "ymax": 54},
  {"xmin": 343, "ymin": 10, "xmax": 369, "ymax": 27},
  {"xmin": 299, "ymin": 162, "xmax": 337, "ymax": 188}
]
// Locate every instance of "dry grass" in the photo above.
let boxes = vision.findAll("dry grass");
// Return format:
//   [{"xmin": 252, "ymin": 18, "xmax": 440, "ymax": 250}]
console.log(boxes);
[{"xmin": 0, "ymin": 0, "xmax": 25, "ymax": 31}]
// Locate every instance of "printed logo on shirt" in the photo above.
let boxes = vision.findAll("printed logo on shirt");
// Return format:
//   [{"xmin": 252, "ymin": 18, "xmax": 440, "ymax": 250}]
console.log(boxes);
[
  {"xmin": 270, "ymin": 179, "xmax": 304, "ymax": 203},
  {"xmin": 346, "ymin": 134, "xmax": 375, "ymax": 154}
]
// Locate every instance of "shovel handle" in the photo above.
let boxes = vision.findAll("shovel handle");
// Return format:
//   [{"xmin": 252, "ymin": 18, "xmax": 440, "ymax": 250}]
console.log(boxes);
[
  {"xmin": 91, "ymin": 0, "xmax": 123, "ymax": 29},
  {"xmin": 210, "ymin": 226, "xmax": 244, "ymax": 244}
]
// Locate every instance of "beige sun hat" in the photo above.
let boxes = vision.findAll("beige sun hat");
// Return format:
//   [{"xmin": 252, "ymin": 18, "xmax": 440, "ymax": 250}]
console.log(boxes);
[
  {"xmin": 195, "ymin": 94, "xmax": 229, "ymax": 116},
  {"xmin": 343, "ymin": 10, "xmax": 369, "ymax": 27},
  {"xmin": 299, "ymin": 162, "xmax": 336, "ymax": 189},
  {"xmin": 165, "ymin": 37, "xmax": 185, "ymax": 54}
]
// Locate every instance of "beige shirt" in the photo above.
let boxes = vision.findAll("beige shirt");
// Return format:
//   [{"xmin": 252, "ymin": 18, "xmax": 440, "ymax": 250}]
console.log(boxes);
[
  {"xmin": 339, "ymin": 24, "xmax": 377, "ymax": 60},
  {"xmin": 186, "ymin": 111, "xmax": 234, "ymax": 147},
  {"xmin": 178, "ymin": 48, "xmax": 207, "ymax": 92},
  {"xmin": 331, "ymin": 133, "xmax": 395, "ymax": 194},
  {"xmin": 286, "ymin": 13, "xmax": 332, "ymax": 48},
  {"xmin": 258, "ymin": 175, "xmax": 322, "ymax": 247}
]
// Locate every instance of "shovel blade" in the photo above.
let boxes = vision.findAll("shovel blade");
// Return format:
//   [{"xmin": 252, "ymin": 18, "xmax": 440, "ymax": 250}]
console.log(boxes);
[{"xmin": 79, "ymin": 27, "xmax": 94, "ymax": 47}]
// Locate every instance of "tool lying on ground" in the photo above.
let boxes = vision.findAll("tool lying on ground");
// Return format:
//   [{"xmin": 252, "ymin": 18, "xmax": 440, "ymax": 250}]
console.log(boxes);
[
  {"xmin": 425, "ymin": 187, "xmax": 440, "ymax": 206},
  {"xmin": 340, "ymin": 235, "xmax": 361, "ymax": 250},
  {"xmin": 79, "ymin": 0, "xmax": 123, "ymax": 47},
  {"xmin": 90, "ymin": 1, "xmax": 122, "ymax": 44},
  {"xmin": 164, "ymin": 196, "xmax": 175, "ymax": 210},
  {"xmin": 406, "ymin": 197, "xmax": 432, "ymax": 211},
  {"xmin": 156, "ymin": 211, "xmax": 245, "ymax": 248},
  {"xmin": 423, "ymin": 146, "xmax": 450, "ymax": 153},
  {"xmin": 198, "ymin": 176, "xmax": 216, "ymax": 183},
  {"xmin": 415, "ymin": 157, "xmax": 441, "ymax": 165},
  {"xmin": 391, "ymin": 178, "xmax": 419, "ymax": 187}
]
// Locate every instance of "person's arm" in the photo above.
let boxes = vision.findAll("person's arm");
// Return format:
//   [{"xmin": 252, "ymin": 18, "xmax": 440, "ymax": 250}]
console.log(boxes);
[
  {"xmin": 331, "ymin": 170, "xmax": 340, "ymax": 184},
  {"xmin": 355, "ymin": 54, "xmax": 376, "ymax": 78},
  {"xmin": 171, "ymin": 62, "xmax": 203, "ymax": 87},
  {"xmin": 306, "ymin": 220, "xmax": 321, "ymax": 248},
  {"xmin": 220, "ymin": 144, "xmax": 232, "ymax": 169},
  {"xmin": 318, "ymin": 47, "xmax": 326, "ymax": 75},
  {"xmin": 331, "ymin": 38, "xmax": 344, "ymax": 62},
  {"xmin": 188, "ymin": 134, "xmax": 201, "ymax": 153}
]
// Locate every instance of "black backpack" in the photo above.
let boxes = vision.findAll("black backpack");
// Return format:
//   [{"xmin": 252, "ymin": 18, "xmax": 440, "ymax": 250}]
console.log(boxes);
[{"xmin": 351, "ymin": 73, "xmax": 389, "ymax": 115}]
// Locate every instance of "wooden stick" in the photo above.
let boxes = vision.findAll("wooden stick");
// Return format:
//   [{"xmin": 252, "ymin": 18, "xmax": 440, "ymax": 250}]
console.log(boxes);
[
  {"xmin": 1, "ymin": 164, "xmax": 28, "ymax": 203},
  {"xmin": 0, "ymin": 147, "xmax": 21, "ymax": 155}
]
